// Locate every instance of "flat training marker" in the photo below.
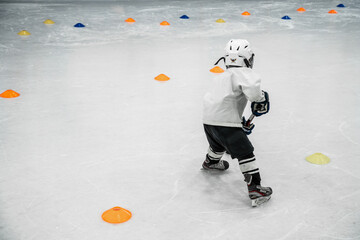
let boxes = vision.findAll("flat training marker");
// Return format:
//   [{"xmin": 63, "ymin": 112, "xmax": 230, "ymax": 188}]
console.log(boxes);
[
  {"xmin": 242, "ymin": 11, "xmax": 251, "ymax": 16},
  {"xmin": 125, "ymin": 18, "xmax": 136, "ymax": 23},
  {"xmin": 43, "ymin": 19, "xmax": 55, "ymax": 24},
  {"xmin": 154, "ymin": 74, "xmax": 170, "ymax": 81},
  {"xmin": 337, "ymin": 4, "xmax": 345, "ymax": 8},
  {"xmin": 102, "ymin": 207, "xmax": 132, "ymax": 224},
  {"xmin": 306, "ymin": 153, "xmax": 330, "ymax": 165},
  {"xmin": 216, "ymin": 19, "xmax": 225, "ymax": 23},
  {"xmin": 74, "ymin": 23, "xmax": 85, "ymax": 27},
  {"xmin": 297, "ymin": 7, "xmax": 306, "ymax": 12},
  {"xmin": 18, "ymin": 30, "xmax": 31, "ymax": 35},
  {"xmin": 160, "ymin": 21, "xmax": 170, "ymax": 26},
  {"xmin": 328, "ymin": 10, "xmax": 338, "ymax": 14},
  {"xmin": 0, "ymin": 90, "xmax": 20, "ymax": 98},
  {"xmin": 210, "ymin": 66, "xmax": 224, "ymax": 73}
]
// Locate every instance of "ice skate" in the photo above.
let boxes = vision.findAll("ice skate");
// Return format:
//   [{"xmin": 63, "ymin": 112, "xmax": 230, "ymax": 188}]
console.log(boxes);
[
  {"xmin": 248, "ymin": 185, "xmax": 272, "ymax": 207},
  {"xmin": 202, "ymin": 158, "xmax": 229, "ymax": 171},
  {"xmin": 244, "ymin": 173, "xmax": 272, "ymax": 207}
]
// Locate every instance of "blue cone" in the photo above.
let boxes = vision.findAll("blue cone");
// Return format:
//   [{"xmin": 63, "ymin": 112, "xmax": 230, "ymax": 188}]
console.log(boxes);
[
  {"xmin": 74, "ymin": 23, "xmax": 85, "ymax": 28},
  {"xmin": 180, "ymin": 15, "xmax": 189, "ymax": 19},
  {"xmin": 282, "ymin": 15, "xmax": 291, "ymax": 20},
  {"xmin": 337, "ymin": 4, "xmax": 345, "ymax": 7}
]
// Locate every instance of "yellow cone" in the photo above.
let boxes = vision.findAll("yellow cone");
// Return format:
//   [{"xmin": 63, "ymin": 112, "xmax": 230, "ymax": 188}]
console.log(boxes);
[
  {"xmin": 18, "ymin": 30, "xmax": 31, "ymax": 36},
  {"xmin": 306, "ymin": 153, "xmax": 330, "ymax": 165},
  {"xmin": 44, "ymin": 19, "xmax": 55, "ymax": 24},
  {"xmin": 216, "ymin": 19, "xmax": 225, "ymax": 23}
]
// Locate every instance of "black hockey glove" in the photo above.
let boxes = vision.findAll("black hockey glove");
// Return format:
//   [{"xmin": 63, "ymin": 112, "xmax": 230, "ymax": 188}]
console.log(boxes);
[
  {"xmin": 242, "ymin": 117, "xmax": 255, "ymax": 135},
  {"xmin": 251, "ymin": 91, "xmax": 270, "ymax": 117}
]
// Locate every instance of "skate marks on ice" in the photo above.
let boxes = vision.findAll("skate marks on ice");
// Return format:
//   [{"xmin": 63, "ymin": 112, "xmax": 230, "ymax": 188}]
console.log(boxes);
[
  {"xmin": 156, "ymin": 162, "xmax": 251, "ymax": 208},
  {"xmin": 275, "ymin": 222, "xmax": 307, "ymax": 240},
  {"xmin": 339, "ymin": 120, "xmax": 359, "ymax": 146},
  {"xmin": 156, "ymin": 179, "xmax": 180, "ymax": 211},
  {"xmin": 322, "ymin": 210, "xmax": 360, "ymax": 240},
  {"xmin": 268, "ymin": 168, "xmax": 360, "ymax": 239}
]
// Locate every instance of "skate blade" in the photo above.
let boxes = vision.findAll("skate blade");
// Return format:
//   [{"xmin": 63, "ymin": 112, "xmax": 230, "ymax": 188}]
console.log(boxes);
[
  {"xmin": 201, "ymin": 167, "xmax": 226, "ymax": 171},
  {"xmin": 251, "ymin": 196, "xmax": 271, "ymax": 207}
]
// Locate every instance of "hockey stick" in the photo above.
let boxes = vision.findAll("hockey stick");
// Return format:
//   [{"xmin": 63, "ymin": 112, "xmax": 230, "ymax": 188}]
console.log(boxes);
[{"xmin": 245, "ymin": 114, "xmax": 255, "ymax": 127}]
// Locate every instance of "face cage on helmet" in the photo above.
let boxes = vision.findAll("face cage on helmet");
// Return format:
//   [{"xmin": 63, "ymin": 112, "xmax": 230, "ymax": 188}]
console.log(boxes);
[{"xmin": 214, "ymin": 54, "xmax": 255, "ymax": 69}]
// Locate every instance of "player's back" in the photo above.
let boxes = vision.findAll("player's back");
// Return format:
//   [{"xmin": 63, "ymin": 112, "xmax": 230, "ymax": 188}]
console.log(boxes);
[{"xmin": 203, "ymin": 68, "xmax": 253, "ymax": 127}]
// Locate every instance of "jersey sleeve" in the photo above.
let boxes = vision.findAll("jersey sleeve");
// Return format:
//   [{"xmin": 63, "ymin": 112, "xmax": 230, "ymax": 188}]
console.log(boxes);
[{"xmin": 235, "ymin": 69, "xmax": 265, "ymax": 102}]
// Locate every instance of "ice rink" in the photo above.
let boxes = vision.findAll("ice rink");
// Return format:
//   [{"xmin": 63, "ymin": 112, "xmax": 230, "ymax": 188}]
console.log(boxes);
[{"xmin": 1, "ymin": 0, "xmax": 360, "ymax": 239}]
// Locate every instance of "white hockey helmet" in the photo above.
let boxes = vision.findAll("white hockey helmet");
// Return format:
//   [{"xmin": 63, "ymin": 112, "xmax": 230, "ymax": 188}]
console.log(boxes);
[{"xmin": 215, "ymin": 39, "xmax": 255, "ymax": 69}]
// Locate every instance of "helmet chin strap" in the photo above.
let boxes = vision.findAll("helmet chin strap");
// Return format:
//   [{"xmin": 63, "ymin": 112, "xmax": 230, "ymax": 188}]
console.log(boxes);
[
  {"xmin": 243, "ymin": 59, "xmax": 251, "ymax": 68},
  {"xmin": 214, "ymin": 56, "xmax": 226, "ymax": 65},
  {"xmin": 227, "ymin": 65, "xmax": 243, "ymax": 69}
]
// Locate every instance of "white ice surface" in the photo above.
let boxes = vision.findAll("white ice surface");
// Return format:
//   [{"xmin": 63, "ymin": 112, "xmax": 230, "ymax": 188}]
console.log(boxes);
[{"xmin": 0, "ymin": 0, "xmax": 360, "ymax": 239}]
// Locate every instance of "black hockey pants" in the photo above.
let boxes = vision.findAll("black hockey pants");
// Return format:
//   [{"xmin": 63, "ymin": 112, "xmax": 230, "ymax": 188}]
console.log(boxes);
[{"xmin": 204, "ymin": 124, "xmax": 254, "ymax": 160}]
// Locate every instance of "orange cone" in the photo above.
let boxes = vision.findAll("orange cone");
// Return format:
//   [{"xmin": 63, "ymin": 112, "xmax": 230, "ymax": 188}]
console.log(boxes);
[
  {"xmin": 210, "ymin": 66, "xmax": 224, "ymax": 73},
  {"xmin": 0, "ymin": 90, "xmax": 20, "ymax": 98},
  {"xmin": 154, "ymin": 74, "xmax": 170, "ymax": 81},
  {"xmin": 242, "ymin": 11, "xmax": 251, "ymax": 16},
  {"xmin": 297, "ymin": 7, "xmax": 306, "ymax": 12},
  {"xmin": 160, "ymin": 21, "xmax": 170, "ymax": 26},
  {"xmin": 102, "ymin": 206, "xmax": 132, "ymax": 224},
  {"xmin": 328, "ymin": 9, "xmax": 338, "ymax": 14},
  {"xmin": 125, "ymin": 18, "xmax": 136, "ymax": 23}
]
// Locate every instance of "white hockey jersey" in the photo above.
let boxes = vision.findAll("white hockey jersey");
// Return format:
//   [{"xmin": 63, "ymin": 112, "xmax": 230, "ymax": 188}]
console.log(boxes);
[{"xmin": 203, "ymin": 67, "xmax": 265, "ymax": 128}]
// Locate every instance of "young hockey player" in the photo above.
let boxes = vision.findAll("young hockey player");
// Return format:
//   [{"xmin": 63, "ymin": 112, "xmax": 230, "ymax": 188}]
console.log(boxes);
[{"xmin": 202, "ymin": 39, "xmax": 272, "ymax": 207}]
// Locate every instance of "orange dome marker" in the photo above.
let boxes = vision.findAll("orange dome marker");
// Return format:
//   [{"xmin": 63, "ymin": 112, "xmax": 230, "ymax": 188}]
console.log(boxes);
[
  {"xmin": 297, "ymin": 7, "xmax": 306, "ymax": 12},
  {"xmin": 102, "ymin": 206, "xmax": 132, "ymax": 224},
  {"xmin": 160, "ymin": 21, "xmax": 170, "ymax": 26},
  {"xmin": 328, "ymin": 9, "xmax": 338, "ymax": 14},
  {"xmin": 210, "ymin": 66, "xmax": 224, "ymax": 73},
  {"xmin": 125, "ymin": 18, "xmax": 136, "ymax": 23},
  {"xmin": 154, "ymin": 74, "xmax": 170, "ymax": 81},
  {"xmin": 0, "ymin": 90, "xmax": 20, "ymax": 98},
  {"xmin": 242, "ymin": 11, "xmax": 251, "ymax": 16}
]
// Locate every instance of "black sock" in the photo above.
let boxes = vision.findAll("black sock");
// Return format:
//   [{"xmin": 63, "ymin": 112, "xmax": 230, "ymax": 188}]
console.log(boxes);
[
  {"xmin": 251, "ymin": 172, "xmax": 261, "ymax": 185},
  {"xmin": 206, "ymin": 155, "xmax": 220, "ymax": 164}
]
